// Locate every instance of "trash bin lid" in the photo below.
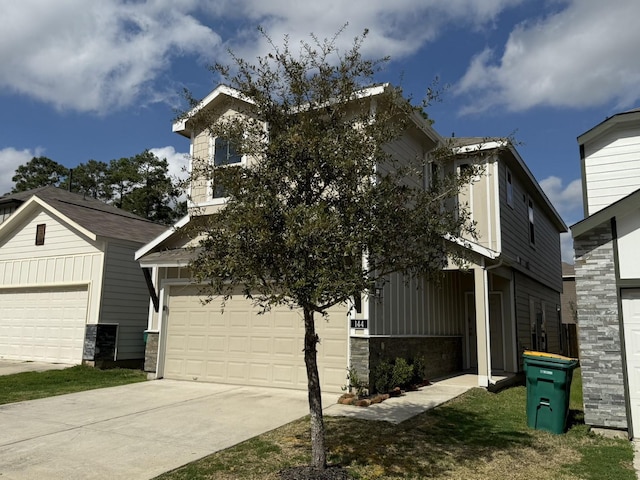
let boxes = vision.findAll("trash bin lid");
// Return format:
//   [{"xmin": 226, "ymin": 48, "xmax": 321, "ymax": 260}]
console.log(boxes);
[{"xmin": 523, "ymin": 350, "xmax": 579, "ymax": 366}]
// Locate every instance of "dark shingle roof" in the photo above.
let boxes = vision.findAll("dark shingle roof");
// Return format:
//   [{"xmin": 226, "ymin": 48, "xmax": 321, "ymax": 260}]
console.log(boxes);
[{"xmin": 0, "ymin": 187, "xmax": 168, "ymax": 244}]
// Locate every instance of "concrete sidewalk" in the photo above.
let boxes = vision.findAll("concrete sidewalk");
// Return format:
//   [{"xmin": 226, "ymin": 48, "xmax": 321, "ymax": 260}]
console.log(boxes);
[
  {"xmin": 0, "ymin": 360, "xmax": 71, "ymax": 375},
  {"xmin": 0, "ymin": 380, "xmax": 329, "ymax": 480},
  {"xmin": 325, "ymin": 374, "xmax": 477, "ymax": 424}
]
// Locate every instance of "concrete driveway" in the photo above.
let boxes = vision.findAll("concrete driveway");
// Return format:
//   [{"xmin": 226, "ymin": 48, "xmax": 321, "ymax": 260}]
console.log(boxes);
[
  {"xmin": 0, "ymin": 360, "xmax": 71, "ymax": 375},
  {"xmin": 0, "ymin": 380, "xmax": 328, "ymax": 480}
]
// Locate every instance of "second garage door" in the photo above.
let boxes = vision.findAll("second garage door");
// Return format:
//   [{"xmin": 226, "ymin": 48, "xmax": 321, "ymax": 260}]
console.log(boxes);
[
  {"xmin": 163, "ymin": 284, "xmax": 349, "ymax": 393},
  {"xmin": 0, "ymin": 285, "xmax": 88, "ymax": 364}
]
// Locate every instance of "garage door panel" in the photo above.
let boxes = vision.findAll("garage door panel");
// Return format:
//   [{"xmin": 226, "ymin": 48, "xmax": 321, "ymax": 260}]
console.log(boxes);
[
  {"xmin": 622, "ymin": 289, "xmax": 640, "ymax": 438},
  {"xmin": 164, "ymin": 285, "xmax": 348, "ymax": 393},
  {"xmin": 0, "ymin": 286, "xmax": 87, "ymax": 364},
  {"xmin": 251, "ymin": 337, "xmax": 271, "ymax": 355}
]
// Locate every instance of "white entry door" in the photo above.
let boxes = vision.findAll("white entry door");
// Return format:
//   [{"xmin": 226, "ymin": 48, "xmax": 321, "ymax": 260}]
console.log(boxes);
[{"xmin": 622, "ymin": 289, "xmax": 640, "ymax": 438}]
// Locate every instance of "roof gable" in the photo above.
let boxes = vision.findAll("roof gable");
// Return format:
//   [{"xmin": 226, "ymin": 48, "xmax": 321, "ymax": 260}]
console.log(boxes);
[
  {"xmin": 0, "ymin": 187, "xmax": 168, "ymax": 244},
  {"xmin": 578, "ymin": 109, "xmax": 640, "ymax": 146},
  {"xmin": 571, "ymin": 186, "xmax": 640, "ymax": 237}
]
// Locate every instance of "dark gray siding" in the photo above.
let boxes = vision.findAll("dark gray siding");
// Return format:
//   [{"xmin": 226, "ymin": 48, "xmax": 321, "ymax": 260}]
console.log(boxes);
[
  {"xmin": 498, "ymin": 160, "xmax": 563, "ymax": 293},
  {"xmin": 100, "ymin": 241, "xmax": 150, "ymax": 360}
]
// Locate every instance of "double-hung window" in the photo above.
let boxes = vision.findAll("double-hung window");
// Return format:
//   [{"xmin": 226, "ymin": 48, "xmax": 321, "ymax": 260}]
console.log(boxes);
[{"xmin": 210, "ymin": 137, "xmax": 243, "ymax": 200}]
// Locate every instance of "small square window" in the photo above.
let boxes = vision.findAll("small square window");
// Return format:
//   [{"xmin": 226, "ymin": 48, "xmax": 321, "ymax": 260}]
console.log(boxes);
[{"xmin": 35, "ymin": 224, "xmax": 46, "ymax": 245}]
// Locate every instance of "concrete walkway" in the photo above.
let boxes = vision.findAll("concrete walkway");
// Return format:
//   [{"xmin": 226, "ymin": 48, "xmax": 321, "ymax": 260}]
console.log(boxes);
[{"xmin": 325, "ymin": 374, "xmax": 477, "ymax": 423}]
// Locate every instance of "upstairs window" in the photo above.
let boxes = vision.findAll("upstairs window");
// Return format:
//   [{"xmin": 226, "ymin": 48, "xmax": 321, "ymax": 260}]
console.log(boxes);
[
  {"xmin": 213, "ymin": 137, "xmax": 242, "ymax": 166},
  {"xmin": 528, "ymin": 197, "xmax": 535, "ymax": 246},
  {"xmin": 35, "ymin": 224, "xmax": 46, "ymax": 245},
  {"xmin": 506, "ymin": 167, "xmax": 513, "ymax": 207},
  {"xmin": 210, "ymin": 137, "xmax": 243, "ymax": 200}
]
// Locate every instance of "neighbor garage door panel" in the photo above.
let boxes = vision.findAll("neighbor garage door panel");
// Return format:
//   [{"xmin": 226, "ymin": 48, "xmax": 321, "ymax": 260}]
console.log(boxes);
[
  {"xmin": 0, "ymin": 286, "xmax": 88, "ymax": 364},
  {"xmin": 164, "ymin": 285, "xmax": 348, "ymax": 392},
  {"xmin": 623, "ymin": 289, "xmax": 640, "ymax": 438}
]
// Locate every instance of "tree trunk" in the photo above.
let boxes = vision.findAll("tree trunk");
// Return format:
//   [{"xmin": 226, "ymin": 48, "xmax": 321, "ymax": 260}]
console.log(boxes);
[{"xmin": 303, "ymin": 306, "xmax": 326, "ymax": 471}]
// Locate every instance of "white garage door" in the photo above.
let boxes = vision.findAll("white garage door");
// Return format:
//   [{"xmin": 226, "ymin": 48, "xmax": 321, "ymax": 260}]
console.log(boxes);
[
  {"xmin": 0, "ymin": 286, "xmax": 88, "ymax": 364},
  {"xmin": 163, "ymin": 284, "xmax": 349, "ymax": 393},
  {"xmin": 623, "ymin": 289, "xmax": 640, "ymax": 438}
]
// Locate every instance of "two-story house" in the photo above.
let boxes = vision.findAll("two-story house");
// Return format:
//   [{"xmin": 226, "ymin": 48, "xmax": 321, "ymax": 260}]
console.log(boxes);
[
  {"xmin": 136, "ymin": 85, "xmax": 566, "ymax": 394},
  {"xmin": 572, "ymin": 108, "xmax": 640, "ymax": 437}
]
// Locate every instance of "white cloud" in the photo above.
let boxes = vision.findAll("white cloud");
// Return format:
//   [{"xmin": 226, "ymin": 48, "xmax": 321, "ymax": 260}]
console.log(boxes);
[
  {"xmin": 0, "ymin": 0, "xmax": 220, "ymax": 113},
  {"xmin": 0, "ymin": 147, "xmax": 44, "ymax": 196},
  {"xmin": 0, "ymin": 1, "xmax": 525, "ymax": 113},
  {"xmin": 539, "ymin": 176, "xmax": 583, "ymax": 222},
  {"xmin": 560, "ymin": 231, "xmax": 574, "ymax": 264},
  {"xmin": 211, "ymin": 0, "xmax": 523, "ymax": 65},
  {"xmin": 149, "ymin": 146, "xmax": 190, "ymax": 202},
  {"xmin": 149, "ymin": 146, "xmax": 189, "ymax": 183},
  {"xmin": 539, "ymin": 175, "xmax": 581, "ymax": 264},
  {"xmin": 456, "ymin": 0, "xmax": 640, "ymax": 113}
]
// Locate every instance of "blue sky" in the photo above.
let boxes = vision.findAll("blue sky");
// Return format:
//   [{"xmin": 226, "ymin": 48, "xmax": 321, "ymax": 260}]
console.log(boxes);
[{"xmin": 1, "ymin": 0, "xmax": 639, "ymax": 262}]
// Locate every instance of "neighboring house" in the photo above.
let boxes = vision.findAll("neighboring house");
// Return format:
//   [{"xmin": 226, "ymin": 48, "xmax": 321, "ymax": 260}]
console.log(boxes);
[
  {"xmin": 136, "ymin": 84, "xmax": 566, "ymax": 394},
  {"xmin": 0, "ymin": 187, "xmax": 167, "ymax": 367},
  {"xmin": 572, "ymin": 108, "xmax": 640, "ymax": 437},
  {"xmin": 560, "ymin": 262, "xmax": 579, "ymax": 358}
]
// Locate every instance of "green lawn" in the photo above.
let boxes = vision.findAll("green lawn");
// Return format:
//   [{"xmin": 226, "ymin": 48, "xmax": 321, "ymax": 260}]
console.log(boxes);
[
  {"xmin": 156, "ymin": 368, "xmax": 636, "ymax": 479},
  {"xmin": 0, "ymin": 364, "xmax": 147, "ymax": 404}
]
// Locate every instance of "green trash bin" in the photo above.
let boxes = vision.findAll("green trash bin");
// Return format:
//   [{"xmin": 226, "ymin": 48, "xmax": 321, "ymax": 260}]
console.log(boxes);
[{"xmin": 523, "ymin": 351, "xmax": 579, "ymax": 434}]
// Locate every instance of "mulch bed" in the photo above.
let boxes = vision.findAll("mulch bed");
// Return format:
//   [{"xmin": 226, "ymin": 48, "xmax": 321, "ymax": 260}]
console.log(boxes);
[{"xmin": 279, "ymin": 465, "xmax": 350, "ymax": 479}]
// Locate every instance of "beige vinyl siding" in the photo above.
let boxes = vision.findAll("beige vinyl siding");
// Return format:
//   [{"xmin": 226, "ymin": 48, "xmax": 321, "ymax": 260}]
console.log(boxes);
[
  {"xmin": 0, "ymin": 209, "xmax": 104, "ymax": 326},
  {"xmin": 458, "ymin": 158, "xmax": 500, "ymax": 252},
  {"xmin": 514, "ymin": 270, "xmax": 562, "ymax": 359},
  {"xmin": 499, "ymin": 162, "xmax": 562, "ymax": 292},
  {"xmin": 0, "ymin": 210, "xmax": 100, "ymax": 257},
  {"xmin": 100, "ymin": 241, "xmax": 150, "ymax": 359},
  {"xmin": 0, "ymin": 253, "xmax": 102, "ymax": 287},
  {"xmin": 369, "ymin": 272, "xmax": 465, "ymax": 336},
  {"xmin": 583, "ymin": 124, "xmax": 640, "ymax": 215},
  {"xmin": 190, "ymin": 129, "xmax": 210, "ymax": 205},
  {"xmin": 0, "ymin": 205, "xmax": 17, "ymax": 225}
]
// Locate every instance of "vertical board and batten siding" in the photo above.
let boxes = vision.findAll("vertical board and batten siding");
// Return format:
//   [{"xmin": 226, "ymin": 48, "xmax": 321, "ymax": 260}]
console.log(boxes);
[
  {"xmin": 583, "ymin": 125, "xmax": 640, "ymax": 215},
  {"xmin": 369, "ymin": 272, "xmax": 465, "ymax": 336},
  {"xmin": 100, "ymin": 241, "xmax": 150, "ymax": 359},
  {"xmin": 498, "ymin": 161, "xmax": 562, "ymax": 293},
  {"xmin": 368, "ymin": 131, "xmax": 466, "ymax": 337}
]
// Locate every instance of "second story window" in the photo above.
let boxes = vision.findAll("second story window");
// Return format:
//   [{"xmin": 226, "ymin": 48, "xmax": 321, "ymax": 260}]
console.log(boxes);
[
  {"xmin": 213, "ymin": 137, "xmax": 242, "ymax": 166},
  {"xmin": 528, "ymin": 197, "xmax": 535, "ymax": 246}
]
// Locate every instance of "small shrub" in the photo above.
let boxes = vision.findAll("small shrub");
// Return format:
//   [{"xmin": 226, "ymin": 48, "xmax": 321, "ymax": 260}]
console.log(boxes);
[
  {"xmin": 372, "ymin": 359, "xmax": 394, "ymax": 394},
  {"xmin": 342, "ymin": 366, "xmax": 368, "ymax": 397},
  {"xmin": 372, "ymin": 357, "xmax": 416, "ymax": 393},
  {"xmin": 411, "ymin": 356, "xmax": 427, "ymax": 384},
  {"xmin": 391, "ymin": 358, "xmax": 413, "ymax": 388}
]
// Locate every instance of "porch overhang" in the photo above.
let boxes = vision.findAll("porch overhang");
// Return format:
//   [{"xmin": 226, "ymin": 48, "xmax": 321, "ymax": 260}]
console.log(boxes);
[{"xmin": 137, "ymin": 248, "xmax": 200, "ymax": 268}]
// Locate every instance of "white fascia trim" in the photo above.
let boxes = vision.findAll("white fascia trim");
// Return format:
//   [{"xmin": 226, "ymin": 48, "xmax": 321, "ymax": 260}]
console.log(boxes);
[
  {"xmin": 452, "ymin": 140, "xmax": 508, "ymax": 154},
  {"xmin": 0, "ymin": 196, "xmax": 97, "ymax": 242},
  {"xmin": 445, "ymin": 233, "xmax": 499, "ymax": 260},
  {"xmin": 134, "ymin": 214, "xmax": 191, "ymax": 260},
  {"xmin": 173, "ymin": 85, "xmax": 255, "ymax": 134}
]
